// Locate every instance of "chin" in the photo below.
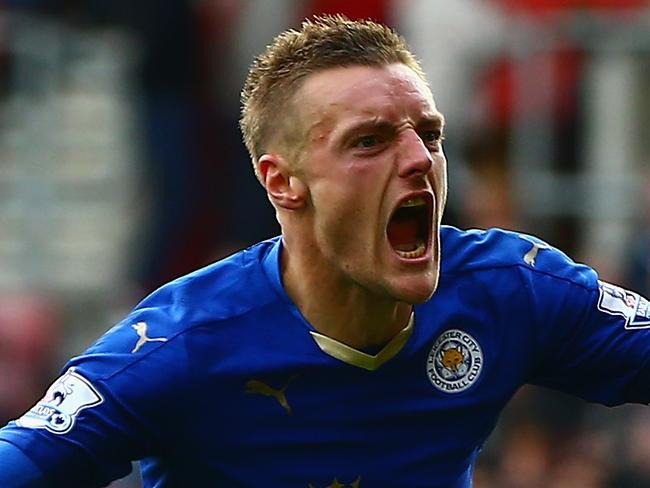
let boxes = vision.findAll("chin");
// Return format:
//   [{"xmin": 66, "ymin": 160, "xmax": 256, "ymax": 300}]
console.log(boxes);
[
  {"xmin": 398, "ymin": 288, "xmax": 436, "ymax": 305},
  {"xmin": 388, "ymin": 275, "xmax": 439, "ymax": 304}
]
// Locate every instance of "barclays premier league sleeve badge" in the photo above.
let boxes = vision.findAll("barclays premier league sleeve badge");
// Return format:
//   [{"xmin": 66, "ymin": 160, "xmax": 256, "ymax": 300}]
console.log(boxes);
[
  {"xmin": 597, "ymin": 281, "xmax": 650, "ymax": 330},
  {"xmin": 16, "ymin": 368, "xmax": 103, "ymax": 435}
]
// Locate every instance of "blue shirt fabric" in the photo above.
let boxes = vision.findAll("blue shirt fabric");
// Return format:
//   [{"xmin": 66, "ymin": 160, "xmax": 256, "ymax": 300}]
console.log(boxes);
[
  {"xmin": 0, "ymin": 226, "xmax": 648, "ymax": 487},
  {"xmin": 0, "ymin": 440, "xmax": 50, "ymax": 487}
]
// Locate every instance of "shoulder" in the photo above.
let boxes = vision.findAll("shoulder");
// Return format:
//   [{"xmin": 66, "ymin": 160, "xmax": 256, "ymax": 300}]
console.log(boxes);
[
  {"xmin": 71, "ymin": 238, "xmax": 283, "ymax": 382},
  {"xmin": 138, "ymin": 236, "xmax": 281, "ymax": 323},
  {"xmin": 440, "ymin": 226, "xmax": 597, "ymax": 290}
]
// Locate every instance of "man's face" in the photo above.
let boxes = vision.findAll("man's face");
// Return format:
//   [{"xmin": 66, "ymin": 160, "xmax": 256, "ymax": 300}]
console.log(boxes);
[{"xmin": 289, "ymin": 63, "xmax": 447, "ymax": 304}]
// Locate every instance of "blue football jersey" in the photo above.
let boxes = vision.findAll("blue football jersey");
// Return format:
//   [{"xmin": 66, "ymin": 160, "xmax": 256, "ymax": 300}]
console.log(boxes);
[{"xmin": 1, "ymin": 227, "xmax": 648, "ymax": 487}]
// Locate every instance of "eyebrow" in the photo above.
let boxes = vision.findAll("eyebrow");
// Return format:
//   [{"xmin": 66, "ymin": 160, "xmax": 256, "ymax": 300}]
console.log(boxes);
[
  {"xmin": 419, "ymin": 113, "xmax": 446, "ymax": 128},
  {"xmin": 339, "ymin": 112, "xmax": 446, "ymax": 140}
]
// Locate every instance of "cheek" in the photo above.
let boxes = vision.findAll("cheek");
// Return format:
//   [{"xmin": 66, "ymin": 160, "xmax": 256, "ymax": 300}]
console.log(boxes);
[
  {"xmin": 433, "ymin": 154, "xmax": 447, "ymax": 179},
  {"xmin": 309, "ymin": 158, "xmax": 392, "ymax": 242},
  {"xmin": 312, "ymin": 162, "xmax": 387, "ymax": 209},
  {"xmin": 432, "ymin": 158, "xmax": 448, "ymax": 206},
  {"xmin": 316, "ymin": 197, "xmax": 369, "ymax": 236},
  {"xmin": 311, "ymin": 188, "xmax": 377, "ymax": 255}
]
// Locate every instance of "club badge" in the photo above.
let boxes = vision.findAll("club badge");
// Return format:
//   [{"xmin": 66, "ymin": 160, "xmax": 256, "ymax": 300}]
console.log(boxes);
[{"xmin": 427, "ymin": 329, "xmax": 483, "ymax": 393}]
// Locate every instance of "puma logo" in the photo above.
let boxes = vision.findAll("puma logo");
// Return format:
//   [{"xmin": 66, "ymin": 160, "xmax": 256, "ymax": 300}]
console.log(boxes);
[
  {"xmin": 131, "ymin": 322, "xmax": 168, "ymax": 353},
  {"xmin": 519, "ymin": 235, "xmax": 551, "ymax": 267},
  {"xmin": 309, "ymin": 476, "xmax": 362, "ymax": 488},
  {"xmin": 245, "ymin": 376, "xmax": 297, "ymax": 415}
]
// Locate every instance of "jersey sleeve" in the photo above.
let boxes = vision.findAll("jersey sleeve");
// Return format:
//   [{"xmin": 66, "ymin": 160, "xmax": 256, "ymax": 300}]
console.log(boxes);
[
  {"xmin": 0, "ymin": 307, "xmax": 190, "ymax": 487},
  {"xmin": 518, "ymin": 240, "xmax": 650, "ymax": 406},
  {"xmin": 0, "ymin": 440, "xmax": 51, "ymax": 487}
]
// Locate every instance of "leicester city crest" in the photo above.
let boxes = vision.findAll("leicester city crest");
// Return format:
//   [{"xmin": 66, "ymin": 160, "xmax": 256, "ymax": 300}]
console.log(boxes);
[{"xmin": 427, "ymin": 329, "xmax": 483, "ymax": 393}]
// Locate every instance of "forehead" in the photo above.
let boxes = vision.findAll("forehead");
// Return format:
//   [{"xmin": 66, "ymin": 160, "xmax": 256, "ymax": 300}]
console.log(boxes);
[{"xmin": 295, "ymin": 64, "xmax": 441, "ymax": 135}]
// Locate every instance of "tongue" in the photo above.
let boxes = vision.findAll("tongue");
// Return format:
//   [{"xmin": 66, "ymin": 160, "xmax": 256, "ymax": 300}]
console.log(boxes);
[{"xmin": 387, "ymin": 218, "xmax": 419, "ymax": 251}]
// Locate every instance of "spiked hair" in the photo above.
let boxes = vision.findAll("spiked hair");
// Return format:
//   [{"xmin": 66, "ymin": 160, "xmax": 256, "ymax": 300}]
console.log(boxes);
[{"xmin": 240, "ymin": 15, "xmax": 426, "ymax": 175}]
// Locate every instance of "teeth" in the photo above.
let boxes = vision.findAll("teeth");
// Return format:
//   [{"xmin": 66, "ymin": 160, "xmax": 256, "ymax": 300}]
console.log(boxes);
[
  {"xmin": 401, "ymin": 197, "xmax": 426, "ymax": 208},
  {"xmin": 394, "ymin": 240, "xmax": 426, "ymax": 259}
]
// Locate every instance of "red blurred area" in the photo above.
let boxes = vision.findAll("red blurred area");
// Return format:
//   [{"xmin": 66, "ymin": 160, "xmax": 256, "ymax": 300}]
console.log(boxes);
[{"xmin": 0, "ymin": 293, "xmax": 61, "ymax": 422}]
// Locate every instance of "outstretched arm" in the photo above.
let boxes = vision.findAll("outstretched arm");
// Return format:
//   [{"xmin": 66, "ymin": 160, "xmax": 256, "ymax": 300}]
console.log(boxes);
[{"xmin": 0, "ymin": 440, "xmax": 50, "ymax": 488}]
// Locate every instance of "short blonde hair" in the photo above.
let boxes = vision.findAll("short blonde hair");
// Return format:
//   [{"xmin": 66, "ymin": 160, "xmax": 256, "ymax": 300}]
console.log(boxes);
[{"xmin": 240, "ymin": 15, "xmax": 426, "ymax": 173}]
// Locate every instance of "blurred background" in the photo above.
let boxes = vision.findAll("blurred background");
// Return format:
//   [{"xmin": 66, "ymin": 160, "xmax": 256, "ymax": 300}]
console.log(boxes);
[{"xmin": 0, "ymin": 0, "xmax": 648, "ymax": 486}]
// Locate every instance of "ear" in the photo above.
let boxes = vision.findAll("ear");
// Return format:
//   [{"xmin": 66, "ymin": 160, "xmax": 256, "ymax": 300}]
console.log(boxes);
[{"xmin": 258, "ymin": 154, "xmax": 308, "ymax": 210}]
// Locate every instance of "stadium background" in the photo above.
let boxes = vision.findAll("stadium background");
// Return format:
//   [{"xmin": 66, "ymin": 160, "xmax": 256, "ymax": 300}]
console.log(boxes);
[{"xmin": 0, "ymin": 0, "xmax": 648, "ymax": 486}]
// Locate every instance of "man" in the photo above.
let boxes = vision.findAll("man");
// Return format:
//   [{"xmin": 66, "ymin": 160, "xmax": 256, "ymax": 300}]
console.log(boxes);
[{"xmin": 0, "ymin": 15, "xmax": 648, "ymax": 488}]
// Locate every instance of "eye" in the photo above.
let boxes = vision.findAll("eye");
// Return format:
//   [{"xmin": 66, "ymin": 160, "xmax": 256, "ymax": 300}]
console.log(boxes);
[
  {"xmin": 355, "ymin": 135, "xmax": 380, "ymax": 149},
  {"xmin": 421, "ymin": 130, "xmax": 444, "ymax": 150}
]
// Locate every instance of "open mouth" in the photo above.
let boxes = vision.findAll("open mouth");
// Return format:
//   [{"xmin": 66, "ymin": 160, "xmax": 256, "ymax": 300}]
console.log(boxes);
[{"xmin": 386, "ymin": 195, "xmax": 432, "ymax": 259}]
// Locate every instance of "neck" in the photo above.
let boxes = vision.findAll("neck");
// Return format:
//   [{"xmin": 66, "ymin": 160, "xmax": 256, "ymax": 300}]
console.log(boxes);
[{"xmin": 280, "ymin": 239, "xmax": 412, "ymax": 350}]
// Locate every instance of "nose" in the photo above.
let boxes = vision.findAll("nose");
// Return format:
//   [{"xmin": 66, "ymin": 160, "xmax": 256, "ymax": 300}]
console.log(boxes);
[{"xmin": 396, "ymin": 129, "xmax": 433, "ymax": 178}]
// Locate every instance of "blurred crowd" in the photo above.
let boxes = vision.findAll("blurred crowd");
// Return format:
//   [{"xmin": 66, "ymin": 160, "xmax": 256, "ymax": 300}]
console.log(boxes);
[{"xmin": 0, "ymin": 1, "xmax": 648, "ymax": 486}]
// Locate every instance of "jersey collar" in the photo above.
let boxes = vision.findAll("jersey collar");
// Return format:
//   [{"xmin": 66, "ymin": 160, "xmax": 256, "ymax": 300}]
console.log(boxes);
[{"xmin": 309, "ymin": 313, "xmax": 414, "ymax": 371}]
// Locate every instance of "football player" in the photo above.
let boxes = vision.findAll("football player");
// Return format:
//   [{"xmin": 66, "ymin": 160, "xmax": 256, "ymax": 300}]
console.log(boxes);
[{"xmin": 1, "ymin": 15, "xmax": 648, "ymax": 488}]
